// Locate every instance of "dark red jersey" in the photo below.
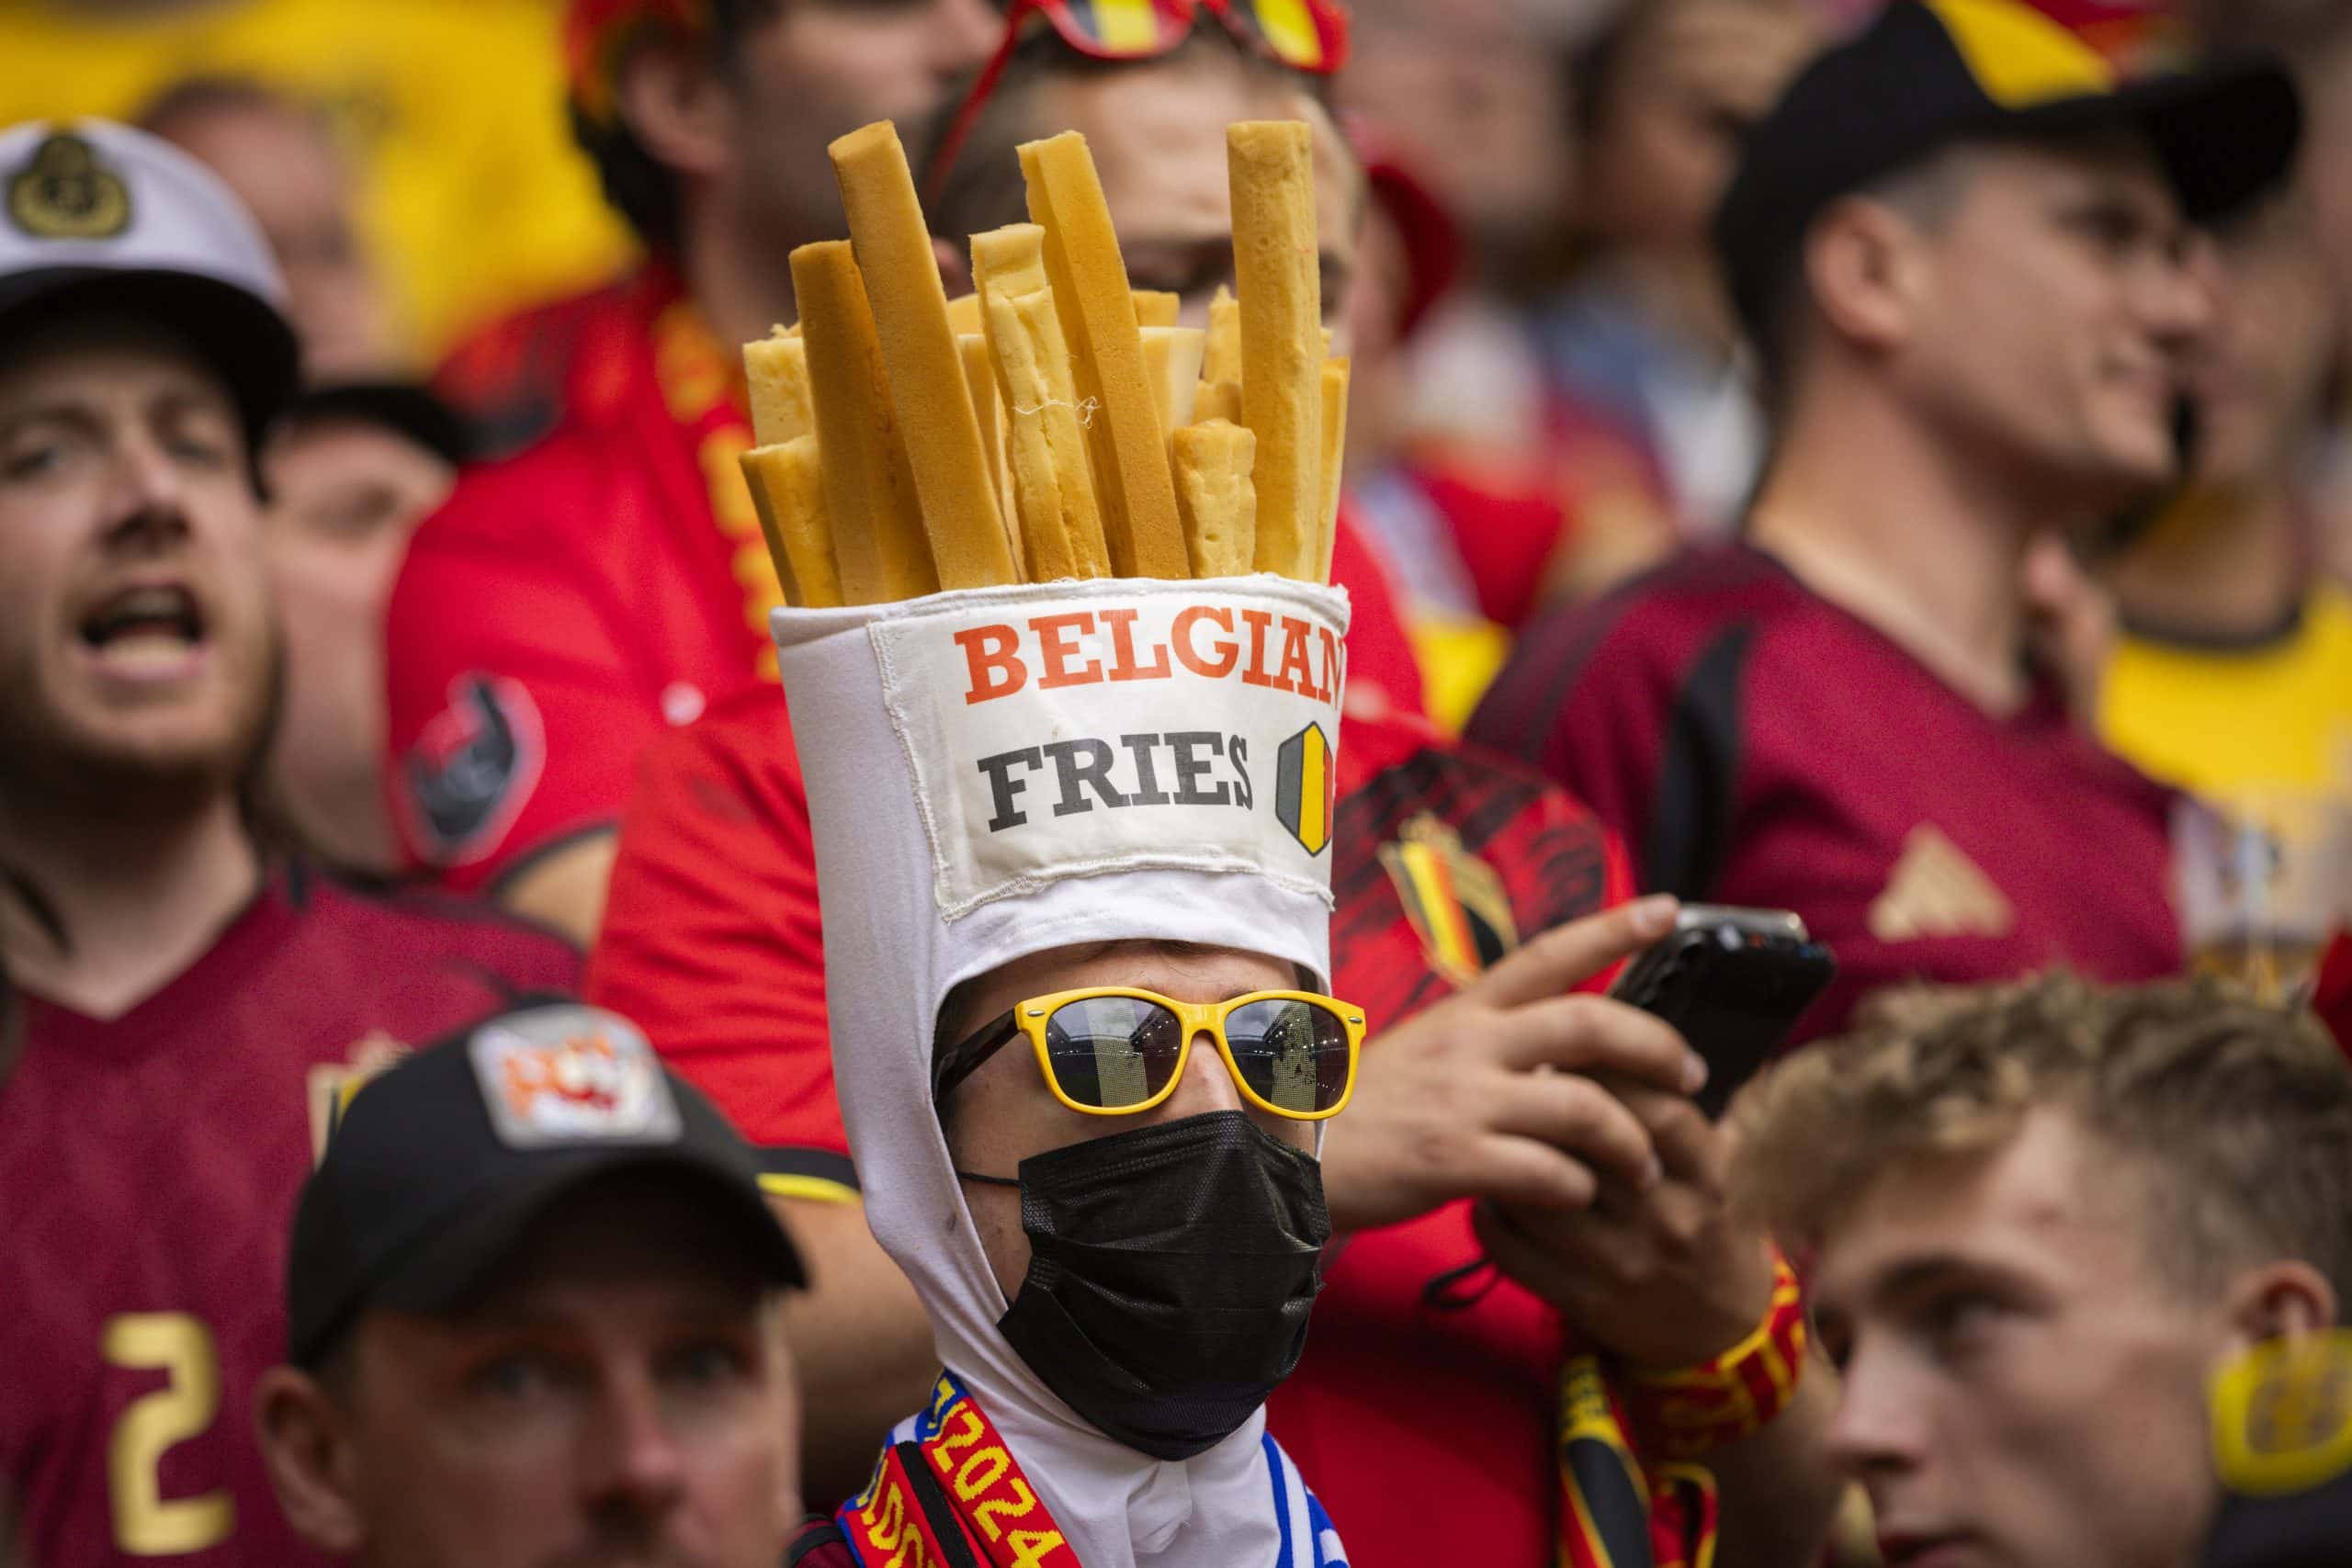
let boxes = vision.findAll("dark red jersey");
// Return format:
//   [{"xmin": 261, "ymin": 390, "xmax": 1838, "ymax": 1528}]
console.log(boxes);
[
  {"xmin": 390, "ymin": 268, "xmax": 1426, "ymax": 894},
  {"xmin": 587, "ymin": 689, "xmax": 1638, "ymax": 1564},
  {"xmin": 0, "ymin": 865, "xmax": 579, "ymax": 1567},
  {"xmin": 1468, "ymin": 543, "xmax": 2183, "ymax": 1040}
]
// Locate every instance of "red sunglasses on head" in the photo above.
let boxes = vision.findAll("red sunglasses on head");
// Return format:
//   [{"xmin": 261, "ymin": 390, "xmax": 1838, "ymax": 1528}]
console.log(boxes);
[{"xmin": 927, "ymin": 0, "xmax": 1350, "ymax": 199}]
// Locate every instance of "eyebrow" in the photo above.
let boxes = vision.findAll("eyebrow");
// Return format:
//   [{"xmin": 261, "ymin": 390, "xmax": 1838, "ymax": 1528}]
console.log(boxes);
[
  {"xmin": 0, "ymin": 402, "xmax": 101, "ymax": 441},
  {"xmin": 1867, "ymin": 1253, "xmax": 1985, "ymax": 1301},
  {"xmin": 0, "ymin": 388, "xmax": 232, "ymax": 438},
  {"xmin": 1849, "ymin": 1249, "xmax": 2047, "ymax": 1320}
]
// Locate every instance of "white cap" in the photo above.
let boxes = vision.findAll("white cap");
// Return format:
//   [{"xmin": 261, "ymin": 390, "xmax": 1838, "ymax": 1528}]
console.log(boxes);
[{"xmin": 0, "ymin": 118, "xmax": 298, "ymax": 436}]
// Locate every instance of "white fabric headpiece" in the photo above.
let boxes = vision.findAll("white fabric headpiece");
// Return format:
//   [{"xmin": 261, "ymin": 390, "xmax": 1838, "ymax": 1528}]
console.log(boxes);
[{"xmin": 775, "ymin": 574, "xmax": 1348, "ymax": 1568}]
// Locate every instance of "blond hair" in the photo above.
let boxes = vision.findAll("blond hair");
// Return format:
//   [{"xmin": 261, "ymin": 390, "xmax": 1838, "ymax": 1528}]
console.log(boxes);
[{"xmin": 1727, "ymin": 972, "xmax": 2352, "ymax": 1302}]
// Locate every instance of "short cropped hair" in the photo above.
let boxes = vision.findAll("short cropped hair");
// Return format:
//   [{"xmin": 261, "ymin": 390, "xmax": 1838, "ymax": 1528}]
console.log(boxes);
[
  {"xmin": 1728, "ymin": 972, "xmax": 2352, "ymax": 1304},
  {"xmin": 916, "ymin": 23, "xmax": 1337, "ymax": 246},
  {"xmin": 1746, "ymin": 140, "xmax": 1980, "ymax": 405}
]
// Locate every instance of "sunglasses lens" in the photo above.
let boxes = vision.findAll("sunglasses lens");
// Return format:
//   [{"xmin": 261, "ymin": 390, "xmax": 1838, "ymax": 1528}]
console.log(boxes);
[
  {"xmin": 1042, "ymin": 996, "xmax": 1185, "ymax": 1109},
  {"xmin": 1232, "ymin": 0, "xmax": 1330, "ymax": 68},
  {"xmin": 1223, "ymin": 998, "xmax": 1352, "ymax": 1114},
  {"xmin": 1043, "ymin": 0, "xmax": 1188, "ymax": 57}
]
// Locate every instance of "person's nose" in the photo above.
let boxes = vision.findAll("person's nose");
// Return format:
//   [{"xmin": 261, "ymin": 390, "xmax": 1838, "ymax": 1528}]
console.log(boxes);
[
  {"xmin": 99, "ymin": 435, "xmax": 195, "ymax": 555},
  {"xmin": 1152, "ymin": 1023, "xmax": 1247, "ymax": 1122},
  {"xmin": 581, "ymin": 1366, "xmax": 689, "ymax": 1522},
  {"xmin": 930, "ymin": 0, "xmax": 1002, "ymax": 78},
  {"xmin": 1822, "ymin": 1339, "xmax": 1928, "ymax": 1484},
  {"xmin": 2141, "ymin": 234, "xmax": 2217, "ymax": 355}
]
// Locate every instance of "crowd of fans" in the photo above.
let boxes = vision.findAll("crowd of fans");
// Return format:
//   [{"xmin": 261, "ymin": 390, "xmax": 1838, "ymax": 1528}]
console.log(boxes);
[{"xmin": 4, "ymin": 0, "xmax": 2352, "ymax": 1565}]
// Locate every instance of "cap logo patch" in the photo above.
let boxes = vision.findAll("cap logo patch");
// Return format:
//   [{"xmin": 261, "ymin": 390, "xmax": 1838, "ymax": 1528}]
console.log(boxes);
[
  {"xmin": 467, "ymin": 1005, "xmax": 683, "ymax": 1148},
  {"xmin": 1926, "ymin": 0, "xmax": 2116, "ymax": 109},
  {"xmin": 8, "ymin": 132, "xmax": 131, "ymax": 241}
]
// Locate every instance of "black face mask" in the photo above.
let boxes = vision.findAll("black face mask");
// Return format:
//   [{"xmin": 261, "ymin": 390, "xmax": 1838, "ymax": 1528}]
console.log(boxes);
[{"xmin": 960, "ymin": 1111, "xmax": 1331, "ymax": 1461}]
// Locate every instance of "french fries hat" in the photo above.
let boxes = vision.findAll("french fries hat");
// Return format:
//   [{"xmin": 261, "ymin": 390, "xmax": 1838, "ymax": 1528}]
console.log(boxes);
[{"xmin": 771, "ymin": 569, "xmax": 1348, "ymax": 1392}]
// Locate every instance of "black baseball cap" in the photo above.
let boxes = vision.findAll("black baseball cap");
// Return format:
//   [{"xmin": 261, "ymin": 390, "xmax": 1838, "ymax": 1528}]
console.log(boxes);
[
  {"xmin": 0, "ymin": 118, "xmax": 300, "ymax": 444},
  {"xmin": 286, "ymin": 1001, "xmax": 805, "ymax": 1367},
  {"xmin": 1712, "ymin": 0, "xmax": 2301, "ymax": 350},
  {"xmin": 282, "ymin": 380, "xmax": 474, "ymax": 468}
]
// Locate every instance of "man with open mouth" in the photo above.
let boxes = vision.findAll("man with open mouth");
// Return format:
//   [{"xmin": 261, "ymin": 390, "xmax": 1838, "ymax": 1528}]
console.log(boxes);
[{"xmin": 0, "ymin": 119, "xmax": 580, "ymax": 1568}]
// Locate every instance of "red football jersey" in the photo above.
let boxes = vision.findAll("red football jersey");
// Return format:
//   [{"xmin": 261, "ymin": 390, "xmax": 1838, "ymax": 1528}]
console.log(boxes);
[
  {"xmin": 389, "ymin": 267, "xmax": 1425, "ymax": 892},
  {"xmin": 1469, "ymin": 543, "xmax": 2184, "ymax": 1038},
  {"xmin": 0, "ymin": 865, "xmax": 579, "ymax": 1567},
  {"xmin": 587, "ymin": 689, "xmax": 1635, "ymax": 1565}
]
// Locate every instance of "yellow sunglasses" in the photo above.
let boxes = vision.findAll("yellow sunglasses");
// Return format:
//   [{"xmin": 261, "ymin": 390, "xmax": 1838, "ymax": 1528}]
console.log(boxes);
[{"xmin": 932, "ymin": 987, "xmax": 1365, "ymax": 1121}]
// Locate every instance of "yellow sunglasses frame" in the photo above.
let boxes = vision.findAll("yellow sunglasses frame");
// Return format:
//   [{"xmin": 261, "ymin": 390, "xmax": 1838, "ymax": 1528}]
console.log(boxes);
[{"xmin": 1007, "ymin": 986, "xmax": 1365, "ymax": 1122}]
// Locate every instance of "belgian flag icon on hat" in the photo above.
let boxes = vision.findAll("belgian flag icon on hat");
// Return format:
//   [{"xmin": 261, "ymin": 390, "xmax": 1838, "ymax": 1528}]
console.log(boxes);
[{"xmin": 1275, "ymin": 723, "xmax": 1335, "ymax": 857}]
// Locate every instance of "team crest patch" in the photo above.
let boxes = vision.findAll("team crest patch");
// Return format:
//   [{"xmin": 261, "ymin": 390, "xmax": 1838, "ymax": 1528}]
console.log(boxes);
[
  {"xmin": 400, "ymin": 672, "xmax": 546, "ymax": 866},
  {"xmin": 8, "ymin": 132, "xmax": 130, "ymax": 240},
  {"xmin": 468, "ymin": 1005, "xmax": 682, "ymax": 1148},
  {"xmin": 1275, "ymin": 722, "xmax": 1336, "ymax": 857},
  {"xmin": 2211, "ymin": 1331, "xmax": 2352, "ymax": 1497},
  {"xmin": 1377, "ymin": 814, "xmax": 1518, "ymax": 987}
]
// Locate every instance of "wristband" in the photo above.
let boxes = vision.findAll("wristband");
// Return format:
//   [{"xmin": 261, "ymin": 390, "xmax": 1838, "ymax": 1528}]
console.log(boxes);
[{"xmin": 1622, "ymin": 1247, "xmax": 1807, "ymax": 1460}]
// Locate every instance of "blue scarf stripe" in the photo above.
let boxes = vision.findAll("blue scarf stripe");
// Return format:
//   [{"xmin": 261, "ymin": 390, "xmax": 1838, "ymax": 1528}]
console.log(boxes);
[
  {"xmin": 1263, "ymin": 1433, "xmax": 1297, "ymax": 1567},
  {"xmin": 1261, "ymin": 1433, "xmax": 1351, "ymax": 1567}
]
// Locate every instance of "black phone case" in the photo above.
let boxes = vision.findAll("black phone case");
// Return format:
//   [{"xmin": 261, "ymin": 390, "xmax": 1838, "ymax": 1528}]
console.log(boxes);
[{"xmin": 1613, "ymin": 925, "xmax": 1836, "ymax": 1117}]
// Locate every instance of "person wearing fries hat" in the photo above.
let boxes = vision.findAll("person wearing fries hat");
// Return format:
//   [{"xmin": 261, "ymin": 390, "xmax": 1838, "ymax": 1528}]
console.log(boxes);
[
  {"xmin": 742, "ymin": 99, "xmax": 1362, "ymax": 1564},
  {"xmin": 779, "ymin": 567, "xmax": 1361, "ymax": 1568}
]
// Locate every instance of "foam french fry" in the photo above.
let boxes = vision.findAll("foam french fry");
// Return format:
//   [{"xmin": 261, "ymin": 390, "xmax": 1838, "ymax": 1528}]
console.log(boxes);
[
  {"xmin": 1132, "ymin": 290, "xmax": 1181, "ymax": 329},
  {"xmin": 968, "ymin": 223, "xmax": 1053, "ymax": 463},
  {"xmin": 830, "ymin": 121, "xmax": 1013, "ymax": 590},
  {"xmin": 741, "ymin": 436, "xmax": 843, "ymax": 609},
  {"xmin": 741, "ymin": 446, "xmax": 803, "ymax": 606},
  {"xmin": 1018, "ymin": 131, "xmax": 1188, "ymax": 580},
  {"xmin": 1172, "ymin": 419, "xmax": 1257, "ymax": 579},
  {"xmin": 1203, "ymin": 286, "xmax": 1242, "ymax": 386},
  {"xmin": 1140, "ymin": 325, "xmax": 1205, "ymax": 444},
  {"xmin": 989, "ymin": 285, "xmax": 1113, "ymax": 581},
  {"xmin": 1194, "ymin": 379, "xmax": 1243, "ymax": 425},
  {"xmin": 1228, "ymin": 121, "xmax": 1322, "ymax": 580},
  {"xmin": 944, "ymin": 292, "xmax": 983, "ymax": 335},
  {"xmin": 970, "ymin": 224, "xmax": 1050, "ymax": 304},
  {"xmin": 788, "ymin": 240, "xmax": 937, "ymax": 604},
  {"xmin": 1317, "ymin": 356, "xmax": 1350, "ymax": 583},
  {"xmin": 744, "ymin": 330, "xmax": 813, "ymax": 448},
  {"xmin": 959, "ymin": 331, "xmax": 1023, "ymax": 578}
]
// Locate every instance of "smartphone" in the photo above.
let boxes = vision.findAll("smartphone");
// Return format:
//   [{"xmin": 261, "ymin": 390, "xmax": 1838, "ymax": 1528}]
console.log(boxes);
[{"xmin": 1607, "ymin": 905, "xmax": 1837, "ymax": 1118}]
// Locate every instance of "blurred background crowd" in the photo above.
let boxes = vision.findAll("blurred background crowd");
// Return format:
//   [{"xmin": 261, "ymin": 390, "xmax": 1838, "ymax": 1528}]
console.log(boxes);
[
  {"xmin": 7, "ymin": 0, "xmax": 2352, "ymax": 1563},
  {"xmin": 10, "ymin": 0, "xmax": 2352, "ymax": 833}
]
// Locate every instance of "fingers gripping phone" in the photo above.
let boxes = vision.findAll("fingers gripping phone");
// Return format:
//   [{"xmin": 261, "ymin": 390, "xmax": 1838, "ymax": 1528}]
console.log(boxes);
[{"xmin": 1607, "ymin": 905, "xmax": 1837, "ymax": 1118}]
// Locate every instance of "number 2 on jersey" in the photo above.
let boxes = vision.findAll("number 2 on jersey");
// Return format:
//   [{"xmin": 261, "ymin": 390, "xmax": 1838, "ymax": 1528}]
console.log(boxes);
[{"xmin": 103, "ymin": 1313, "xmax": 235, "ymax": 1555}]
